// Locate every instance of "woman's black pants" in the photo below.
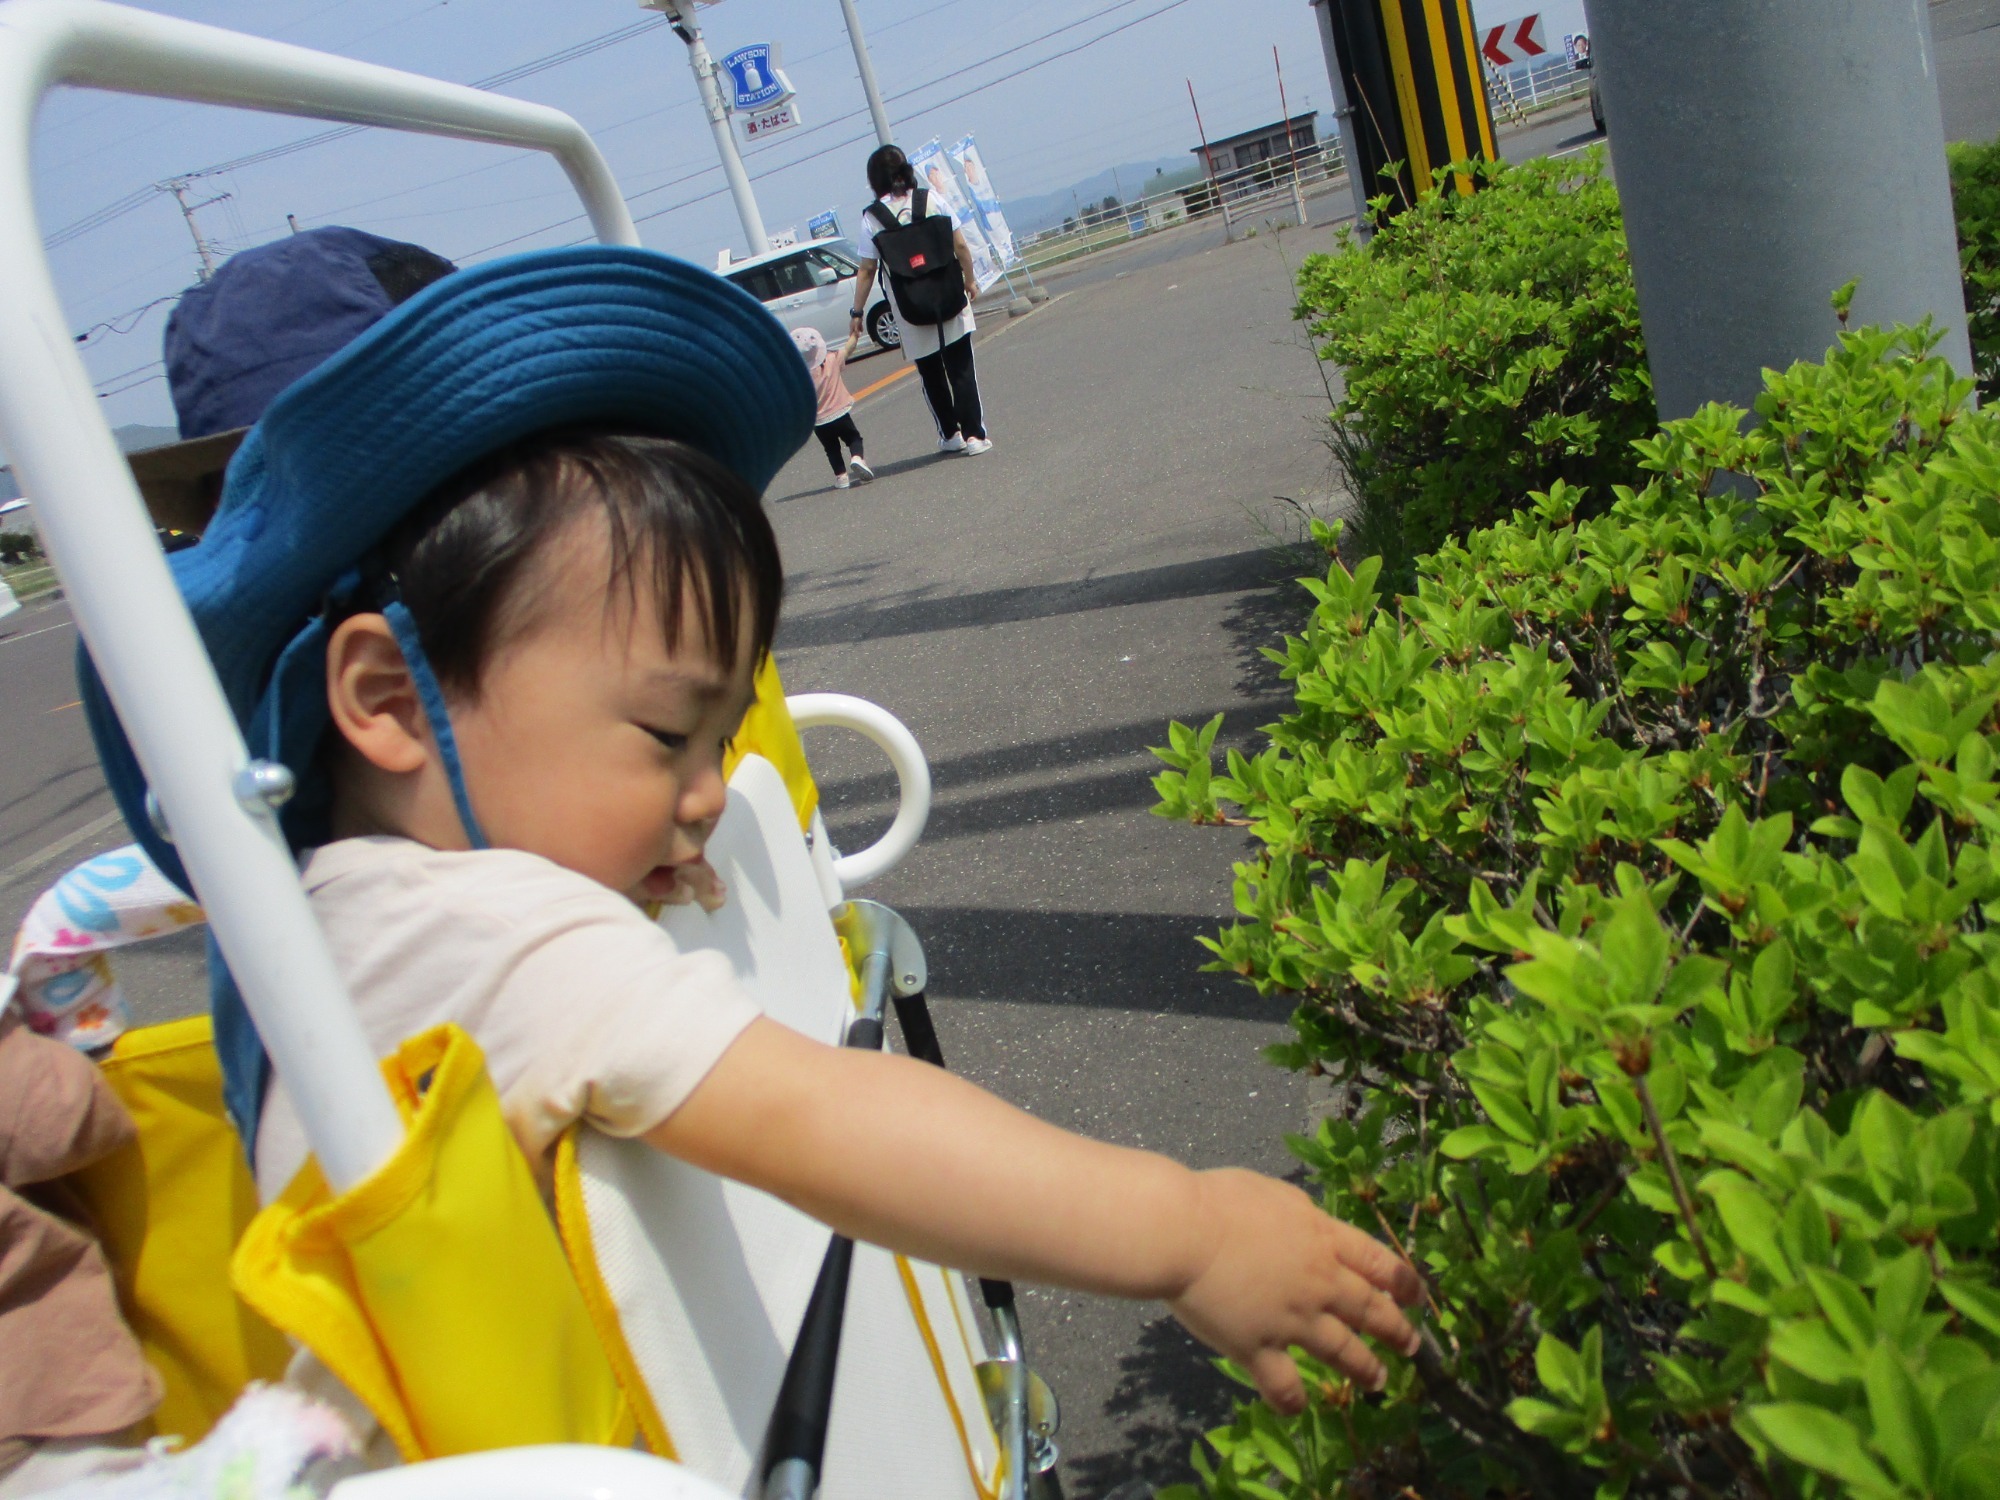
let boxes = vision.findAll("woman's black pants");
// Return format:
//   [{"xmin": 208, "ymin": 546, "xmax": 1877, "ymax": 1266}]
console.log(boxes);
[{"xmin": 914, "ymin": 333, "xmax": 985, "ymax": 441}]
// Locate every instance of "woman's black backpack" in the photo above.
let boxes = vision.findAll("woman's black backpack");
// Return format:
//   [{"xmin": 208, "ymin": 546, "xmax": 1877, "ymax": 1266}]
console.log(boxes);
[{"xmin": 865, "ymin": 188, "xmax": 968, "ymax": 326}]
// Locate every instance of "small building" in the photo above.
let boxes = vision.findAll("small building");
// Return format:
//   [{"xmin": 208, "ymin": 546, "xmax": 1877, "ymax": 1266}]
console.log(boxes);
[{"xmin": 1190, "ymin": 112, "xmax": 1319, "ymax": 199}]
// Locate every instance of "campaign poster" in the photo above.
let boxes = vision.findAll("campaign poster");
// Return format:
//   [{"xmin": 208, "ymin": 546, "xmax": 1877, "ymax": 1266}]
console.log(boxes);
[
  {"xmin": 947, "ymin": 135, "xmax": 1017, "ymax": 268},
  {"xmin": 908, "ymin": 138, "xmax": 1003, "ymax": 292}
]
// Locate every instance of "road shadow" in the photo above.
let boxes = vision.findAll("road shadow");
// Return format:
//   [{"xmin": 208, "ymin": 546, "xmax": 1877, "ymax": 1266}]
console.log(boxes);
[
  {"xmin": 769, "ymin": 454, "xmax": 943, "ymax": 504},
  {"xmin": 811, "ymin": 702, "xmax": 1289, "ymax": 815},
  {"xmin": 778, "ymin": 548, "xmax": 1288, "ymax": 649},
  {"xmin": 1219, "ymin": 574, "xmax": 1306, "ymax": 709},
  {"xmin": 880, "ymin": 905, "xmax": 1280, "ymax": 1022},
  {"xmin": 1058, "ymin": 1313, "xmax": 1244, "ymax": 1500}
]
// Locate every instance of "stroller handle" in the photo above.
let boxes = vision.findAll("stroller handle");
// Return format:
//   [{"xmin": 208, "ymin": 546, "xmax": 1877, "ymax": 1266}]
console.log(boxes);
[
  {"xmin": 785, "ymin": 695, "xmax": 932, "ymax": 891},
  {"xmin": 0, "ymin": 0, "xmax": 635, "ymax": 1189}
]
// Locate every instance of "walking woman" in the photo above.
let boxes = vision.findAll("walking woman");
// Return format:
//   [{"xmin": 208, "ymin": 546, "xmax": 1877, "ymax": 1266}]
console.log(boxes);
[{"xmin": 848, "ymin": 144, "xmax": 992, "ymax": 456}]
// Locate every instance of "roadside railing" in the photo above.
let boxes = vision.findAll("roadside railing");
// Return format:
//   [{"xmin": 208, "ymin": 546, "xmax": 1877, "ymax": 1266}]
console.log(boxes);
[
  {"xmin": 1486, "ymin": 56, "xmax": 1592, "ymax": 124},
  {"xmin": 1011, "ymin": 62, "xmax": 1597, "ymax": 276},
  {"xmin": 1016, "ymin": 139, "xmax": 1352, "ymax": 272}
]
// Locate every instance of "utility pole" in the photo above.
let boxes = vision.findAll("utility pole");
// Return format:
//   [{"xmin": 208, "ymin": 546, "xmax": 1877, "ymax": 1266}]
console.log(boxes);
[
  {"xmin": 641, "ymin": 0, "xmax": 768, "ymax": 258},
  {"xmin": 1585, "ymin": 0, "xmax": 1971, "ymax": 420},
  {"xmin": 835, "ymin": 0, "xmax": 893, "ymax": 148},
  {"xmin": 162, "ymin": 178, "xmax": 229, "ymax": 282}
]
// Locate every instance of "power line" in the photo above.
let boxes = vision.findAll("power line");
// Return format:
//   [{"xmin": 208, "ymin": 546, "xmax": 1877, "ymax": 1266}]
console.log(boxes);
[
  {"xmin": 43, "ymin": 15, "xmax": 670, "ymax": 251},
  {"xmin": 457, "ymin": 0, "xmax": 1192, "ymax": 260},
  {"xmin": 73, "ymin": 293, "xmax": 180, "ymax": 346},
  {"xmin": 93, "ymin": 358, "xmax": 165, "ymax": 389}
]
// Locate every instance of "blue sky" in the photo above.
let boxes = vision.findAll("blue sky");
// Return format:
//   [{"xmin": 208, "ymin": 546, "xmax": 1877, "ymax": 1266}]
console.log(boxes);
[{"xmin": 30, "ymin": 0, "xmax": 1586, "ymax": 431}]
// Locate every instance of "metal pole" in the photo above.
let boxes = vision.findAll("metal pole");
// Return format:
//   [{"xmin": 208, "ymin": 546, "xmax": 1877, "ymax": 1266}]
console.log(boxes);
[
  {"xmin": 1306, "ymin": 0, "xmax": 1373, "ymax": 236},
  {"xmin": 1187, "ymin": 78, "xmax": 1231, "ymax": 243},
  {"xmin": 836, "ymin": 0, "xmax": 894, "ymax": 148},
  {"xmin": 648, "ymin": 0, "xmax": 767, "ymax": 257},
  {"xmin": 1584, "ymin": 0, "xmax": 1972, "ymax": 421},
  {"xmin": 1276, "ymin": 45, "xmax": 1307, "ymax": 226}
]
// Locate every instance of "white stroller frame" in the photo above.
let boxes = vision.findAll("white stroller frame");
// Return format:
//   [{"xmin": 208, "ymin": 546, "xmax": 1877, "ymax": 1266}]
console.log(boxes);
[{"xmin": 0, "ymin": 5, "xmax": 1051, "ymax": 1498}]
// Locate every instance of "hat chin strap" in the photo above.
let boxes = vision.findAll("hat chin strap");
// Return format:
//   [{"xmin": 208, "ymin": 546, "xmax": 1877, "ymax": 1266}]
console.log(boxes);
[{"xmin": 382, "ymin": 599, "xmax": 490, "ymax": 851}]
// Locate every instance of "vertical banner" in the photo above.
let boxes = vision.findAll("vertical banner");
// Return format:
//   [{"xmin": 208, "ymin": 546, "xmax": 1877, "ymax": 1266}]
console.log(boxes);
[
  {"xmin": 908, "ymin": 137, "xmax": 1004, "ymax": 292},
  {"xmin": 946, "ymin": 135, "xmax": 1018, "ymax": 268}
]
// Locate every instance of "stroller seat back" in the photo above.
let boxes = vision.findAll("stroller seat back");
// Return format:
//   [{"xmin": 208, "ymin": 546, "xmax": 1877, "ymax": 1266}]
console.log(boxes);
[{"xmin": 557, "ymin": 755, "xmax": 999, "ymax": 1498}]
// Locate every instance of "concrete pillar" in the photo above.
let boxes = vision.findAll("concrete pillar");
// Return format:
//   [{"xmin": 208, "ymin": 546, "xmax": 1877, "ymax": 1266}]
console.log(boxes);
[{"xmin": 1582, "ymin": 0, "xmax": 1971, "ymax": 421}]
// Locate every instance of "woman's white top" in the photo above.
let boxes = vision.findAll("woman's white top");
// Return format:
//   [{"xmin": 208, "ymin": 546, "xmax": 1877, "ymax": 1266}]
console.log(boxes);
[{"xmin": 857, "ymin": 190, "xmax": 976, "ymax": 362}]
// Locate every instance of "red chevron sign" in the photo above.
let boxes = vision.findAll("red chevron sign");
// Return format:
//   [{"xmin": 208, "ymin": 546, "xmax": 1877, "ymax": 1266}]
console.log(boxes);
[{"xmin": 1481, "ymin": 13, "xmax": 1549, "ymax": 66}]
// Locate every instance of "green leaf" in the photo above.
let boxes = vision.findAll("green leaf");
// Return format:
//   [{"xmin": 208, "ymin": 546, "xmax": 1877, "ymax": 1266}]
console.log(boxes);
[
  {"xmin": 1508, "ymin": 1396, "xmax": 1586, "ymax": 1444},
  {"xmin": 1865, "ymin": 1342, "xmax": 1940, "ymax": 1490},
  {"xmin": 1769, "ymin": 1319, "xmax": 1862, "ymax": 1384},
  {"xmin": 1807, "ymin": 1269, "xmax": 1879, "ymax": 1353},
  {"xmin": 1703, "ymin": 1172, "xmax": 1794, "ymax": 1284},
  {"xmin": 1745, "ymin": 1403, "xmax": 1901, "ymax": 1498},
  {"xmin": 1535, "ymin": 1332, "xmax": 1588, "ymax": 1405},
  {"xmin": 1945, "ymin": 1281, "xmax": 2000, "ymax": 1341}
]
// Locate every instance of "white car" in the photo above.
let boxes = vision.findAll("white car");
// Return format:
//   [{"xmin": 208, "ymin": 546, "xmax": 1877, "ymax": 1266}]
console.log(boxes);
[{"xmin": 721, "ymin": 238, "xmax": 901, "ymax": 353}]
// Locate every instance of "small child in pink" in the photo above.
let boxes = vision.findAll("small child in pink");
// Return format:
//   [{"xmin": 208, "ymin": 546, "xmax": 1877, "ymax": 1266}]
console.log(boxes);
[{"xmin": 791, "ymin": 327, "xmax": 873, "ymax": 490}]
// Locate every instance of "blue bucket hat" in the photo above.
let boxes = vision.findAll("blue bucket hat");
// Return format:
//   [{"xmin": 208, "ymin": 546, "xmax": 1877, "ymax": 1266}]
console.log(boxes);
[{"xmin": 81, "ymin": 238, "xmax": 814, "ymax": 1141}]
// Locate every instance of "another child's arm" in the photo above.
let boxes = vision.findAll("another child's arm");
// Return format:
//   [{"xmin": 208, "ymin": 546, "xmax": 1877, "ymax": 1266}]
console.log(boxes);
[{"xmin": 646, "ymin": 1017, "xmax": 1422, "ymax": 1410}]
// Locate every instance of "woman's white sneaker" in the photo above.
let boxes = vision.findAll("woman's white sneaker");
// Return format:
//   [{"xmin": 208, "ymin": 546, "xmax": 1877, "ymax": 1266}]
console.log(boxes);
[
  {"xmin": 962, "ymin": 436, "xmax": 993, "ymax": 456},
  {"xmin": 937, "ymin": 433, "xmax": 966, "ymax": 454}
]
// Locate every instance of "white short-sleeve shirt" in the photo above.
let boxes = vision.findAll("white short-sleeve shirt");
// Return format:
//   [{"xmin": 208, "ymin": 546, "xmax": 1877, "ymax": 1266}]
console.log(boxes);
[
  {"xmin": 254, "ymin": 835, "xmax": 760, "ymax": 1199},
  {"xmin": 858, "ymin": 191, "xmax": 975, "ymax": 362}
]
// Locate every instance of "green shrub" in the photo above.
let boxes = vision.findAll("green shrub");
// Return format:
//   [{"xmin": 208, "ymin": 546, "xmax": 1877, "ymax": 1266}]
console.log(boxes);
[
  {"xmin": 1949, "ymin": 137, "xmax": 2000, "ymax": 401},
  {"xmin": 1298, "ymin": 151, "xmax": 1652, "ymax": 576},
  {"xmin": 1153, "ymin": 325, "xmax": 2000, "ymax": 1498}
]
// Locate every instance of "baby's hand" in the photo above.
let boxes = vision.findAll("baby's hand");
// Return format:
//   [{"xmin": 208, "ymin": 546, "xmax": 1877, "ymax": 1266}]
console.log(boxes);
[
  {"xmin": 1167, "ymin": 1168, "xmax": 1423, "ymax": 1413},
  {"xmin": 657, "ymin": 856, "xmax": 727, "ymax": 913}
]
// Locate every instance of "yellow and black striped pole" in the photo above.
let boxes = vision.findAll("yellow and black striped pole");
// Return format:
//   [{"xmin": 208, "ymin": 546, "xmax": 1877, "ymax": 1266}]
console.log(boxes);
[{"xmin": 1311, "ymin": 0, "xmax": 1496, "ymax": 215}]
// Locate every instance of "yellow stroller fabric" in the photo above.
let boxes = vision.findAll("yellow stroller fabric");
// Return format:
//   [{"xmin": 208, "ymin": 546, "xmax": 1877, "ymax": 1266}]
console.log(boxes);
[
  {"xmin": 728, "ymin": 656, "xmax": 818, "ymax": 831},
  {"xmin": 231, "ymin": 1024, "xmax": 630, "ymax": 1460},
  {"xmin": 67, "ymin": 1015, "xmax": 291, "ymax": 1445}
]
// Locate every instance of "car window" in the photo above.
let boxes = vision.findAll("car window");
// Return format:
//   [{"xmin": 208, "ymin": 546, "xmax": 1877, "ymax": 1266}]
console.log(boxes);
[
  {"xmin": 725, "ymin": 265, "xmax": 781, "ymax": 303},
  {"xmin": 807, "ymin": 248, "xmax": 856, "ymax": 281},
  {"xmin": 767, "ymin": 255, "xmax": 820, "ymax": 296}
]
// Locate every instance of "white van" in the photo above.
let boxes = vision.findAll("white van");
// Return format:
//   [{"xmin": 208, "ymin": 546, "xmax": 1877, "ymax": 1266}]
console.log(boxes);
[{"xmin": 722, "ymin": 238, "xmax": 901, "ymax": 352}]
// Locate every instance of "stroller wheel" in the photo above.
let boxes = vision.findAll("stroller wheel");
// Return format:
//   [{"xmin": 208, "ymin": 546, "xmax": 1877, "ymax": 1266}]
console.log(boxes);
[{"xmin": 1027, "ymin": 1468, "xmax": 1068, "ymax": 1500}]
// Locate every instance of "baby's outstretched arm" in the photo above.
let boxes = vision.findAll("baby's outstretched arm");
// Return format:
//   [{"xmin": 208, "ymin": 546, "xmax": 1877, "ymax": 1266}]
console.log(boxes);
[{"xmin": 647, "ymin": 1017, "xmax": 1423, "ymax": 1410}]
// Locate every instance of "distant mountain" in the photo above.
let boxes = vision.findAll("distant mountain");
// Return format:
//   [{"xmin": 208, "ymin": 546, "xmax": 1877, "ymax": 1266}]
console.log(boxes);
[
  {"xmin": 1001, "ymin": 157, "xmax": 1201, "ymax": 237},
  {"xmin": 114, "ymin": 424, "xmax": 181, "ymax": 454},
  {"xmin": 0, "ymin": 424, "xmax": 180, "ymax": 504}
]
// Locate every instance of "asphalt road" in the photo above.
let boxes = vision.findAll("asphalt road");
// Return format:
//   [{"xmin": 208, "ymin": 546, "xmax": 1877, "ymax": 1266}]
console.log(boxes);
[
  {"xmin": 763, "ymin": 218, "xmax": 1347, "ymax": 1497},
  {"xmin": 0, "ymin": 31, "xmax": 1992, "ymax": 1497}
]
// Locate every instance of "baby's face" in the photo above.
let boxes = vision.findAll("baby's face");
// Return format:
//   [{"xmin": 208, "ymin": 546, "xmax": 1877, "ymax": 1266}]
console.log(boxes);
[{"xmin": 445, "ymin": 520, "xmax": 759, "ymax": 906}]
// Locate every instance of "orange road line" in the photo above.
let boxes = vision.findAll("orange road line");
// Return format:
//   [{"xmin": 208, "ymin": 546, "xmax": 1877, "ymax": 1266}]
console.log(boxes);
[
  {"xmin": 851, "ymin": 363, "xmax": 916, "ymax": 403},
  {"xmin": 45, "ymin": 699, "xmax": 80, "ymax": 713}
]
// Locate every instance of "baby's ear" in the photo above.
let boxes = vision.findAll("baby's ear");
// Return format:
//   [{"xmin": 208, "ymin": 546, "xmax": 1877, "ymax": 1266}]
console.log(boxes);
[{"xmin": 325, "ymin": 613, "xmax": 431, "ymax": 774}]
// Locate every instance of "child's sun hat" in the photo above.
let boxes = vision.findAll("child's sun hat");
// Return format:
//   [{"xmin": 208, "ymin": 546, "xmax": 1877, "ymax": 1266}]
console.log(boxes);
[
  {"xmin": 79, "ymin": 229, "xmax": 814, "ymax": 1138},
  {"xmin": 790, "ymin": 326, "xmax": 828, "ymax": 369}
]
